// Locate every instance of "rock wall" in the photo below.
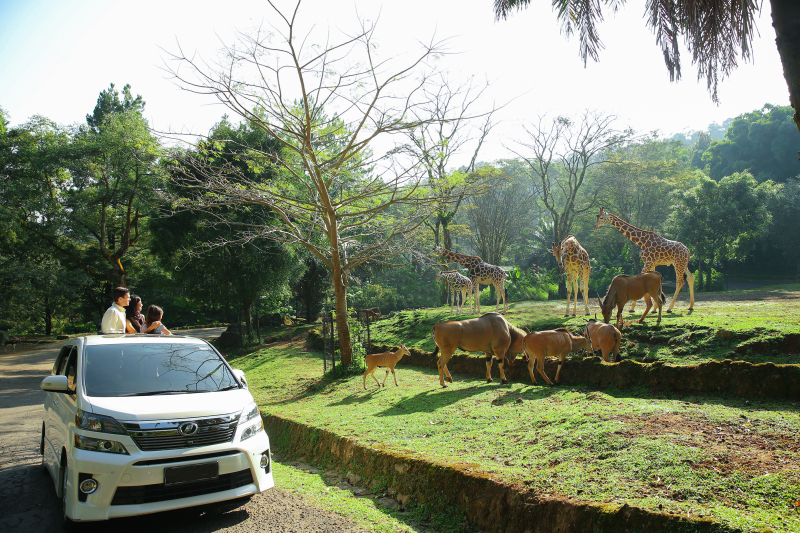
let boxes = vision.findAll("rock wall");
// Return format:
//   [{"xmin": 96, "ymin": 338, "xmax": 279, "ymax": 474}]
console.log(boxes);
[
  {"xmin": 264, "ymin": 414, "xmax": 735, "ymax": 533},
  {"xmin": 370, "ymin": 345, "xmax": 800, "ymax": 400}
]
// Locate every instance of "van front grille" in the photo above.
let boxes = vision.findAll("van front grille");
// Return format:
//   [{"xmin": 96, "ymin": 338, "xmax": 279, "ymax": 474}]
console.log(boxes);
[
  {"xmin": 121, "ymin": 413, "xmax": 240, "ymax": 451},
  {"xmin": 110, "ymin": 469, "xmax": 254, "ymax": 505}
]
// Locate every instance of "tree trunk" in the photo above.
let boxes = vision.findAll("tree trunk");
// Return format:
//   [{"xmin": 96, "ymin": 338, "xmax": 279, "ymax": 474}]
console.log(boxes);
[
  {"xmin": 442, "ymin": 221, "xmax": 453, "ymax": 251},
  {"xmin": 45, "ymin": 294, "xmax": 53, "ymax": 336},
  {"xmin": 698, "ymin": 260, "xmax": 706, "ymax": 292},
  {"xmin": 332, "ymin": 264, "xmax": 352, "ymax": 366},
  {"xmin": 771, "ymin": 0, "xmax": 800, "ymax": 135},
  {"xmin": 243, "ymin": 299, "xmax": 254, "ymax": 338}
]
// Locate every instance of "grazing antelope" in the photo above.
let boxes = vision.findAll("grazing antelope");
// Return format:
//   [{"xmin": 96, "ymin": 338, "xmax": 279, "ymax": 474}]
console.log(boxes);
[
  {"xmin": 363, "ymin": 345, "xmax": 410, "ymax": 389},
  {"xmin": 585, "ymin": 318, "xmax": 622, "ymax": 362},
  {"xmin": 430, "ymin": 313, "xmax": 527, "ymax": 388},
  {"xmin": 521, "ymin": 328, "xmax": 592, "ymax": 385},
  {"xmin": 598, "ymin": 272, "xmax": 665, "ymax": 329}
]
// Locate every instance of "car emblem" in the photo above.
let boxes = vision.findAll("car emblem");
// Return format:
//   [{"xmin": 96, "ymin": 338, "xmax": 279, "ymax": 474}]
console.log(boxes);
[{"xmin": 178, "ymin": 422, "xmax": 199, "ymax": 436}]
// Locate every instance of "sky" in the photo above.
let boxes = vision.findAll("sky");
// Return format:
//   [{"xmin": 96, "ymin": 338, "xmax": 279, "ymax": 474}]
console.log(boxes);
[{"xmin": 0, "ymin": 0, "xmax": 790, "ymax": 165}]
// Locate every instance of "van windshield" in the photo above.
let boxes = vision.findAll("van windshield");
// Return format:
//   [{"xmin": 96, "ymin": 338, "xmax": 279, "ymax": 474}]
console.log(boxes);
[{"xmin": 83, "ymin": 343, "xmax": 238, "ymax": 397}]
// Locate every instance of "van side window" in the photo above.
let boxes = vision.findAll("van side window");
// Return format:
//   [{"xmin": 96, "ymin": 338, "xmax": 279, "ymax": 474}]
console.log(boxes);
[
  {"xmin": 63, "ymin": 348, "xmax": 78, "ymax": 392},
  {"xmin": 53, "ymin": 346, "xmax": 72, "ymax": 376}
]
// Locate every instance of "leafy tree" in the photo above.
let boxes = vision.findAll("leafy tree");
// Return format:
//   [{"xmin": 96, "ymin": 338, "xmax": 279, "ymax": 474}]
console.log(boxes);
[
  {"xmin": 493, "ymin": 0, "xmax": 800, "ymax": 136},
  {"xmin": 594, "ymin": 134, "xmax": 700, "ymax": 272},
  {"xmin": 1, "ymin": 85, "xmax": 164, "ymax": 292},
  {"xmin": 701, "ymin": 104, "xmax": 800, "ymax": 183},
  {"xmin": 86, "ymin": 83, "xmax": 144, "ymax": 134},
  {"xmin": 152, "ymin": 117, "xmax": 297, "ymax": 338},
  {"xmin": 165, "ymin": 0, "xmax": 469, "ymax": 364},
  {"xmin": 669, "ymin": 172, "xmax": 775, "ymax": 290},
  {"xmin": 767, "ymin": 178, "xmax": 800, "ymax": 277}
]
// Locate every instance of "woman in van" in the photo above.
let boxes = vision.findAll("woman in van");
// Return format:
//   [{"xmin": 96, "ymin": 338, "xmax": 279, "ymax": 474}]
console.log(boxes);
[{"xmin": 145, "ymin": 305, "xmax": 172, "ymax": 335}]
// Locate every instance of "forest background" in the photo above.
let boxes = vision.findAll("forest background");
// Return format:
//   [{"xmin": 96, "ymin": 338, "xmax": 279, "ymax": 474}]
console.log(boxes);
[{"xmin": 2, "ymin": 83, "xmax": 800, "ymax": 339}]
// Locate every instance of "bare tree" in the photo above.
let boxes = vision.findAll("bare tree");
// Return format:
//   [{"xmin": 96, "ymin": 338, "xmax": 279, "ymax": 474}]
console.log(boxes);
[
  {"xmin": 508, "ymin": 111, "xmax": 633, "ymax": 293},
  {"xmin": 465, "ymin": 172, "xmax": 533, "ymax": 265},
  {"xmin": 162, "ymin": 0, "xmax": 465, "ymax": 364},
  {"xmin": 395, "ymin": 74, "xmax": 499, "ymax": 250}
]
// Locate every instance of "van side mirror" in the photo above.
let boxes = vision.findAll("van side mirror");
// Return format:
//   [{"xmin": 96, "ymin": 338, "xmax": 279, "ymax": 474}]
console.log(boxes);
[
  {"xmin": 41, "ymin": 375, "xmax": 71, "ymax": 393},
  {"xmin": 232, "ymin": 369, "xmax": 248, "ymax": 389}
]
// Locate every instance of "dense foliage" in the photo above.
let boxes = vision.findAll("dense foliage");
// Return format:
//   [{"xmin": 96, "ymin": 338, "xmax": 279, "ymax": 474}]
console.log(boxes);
[{"xmin": 1, "ymin": 87, "xmax": 798, "ymax": 336}]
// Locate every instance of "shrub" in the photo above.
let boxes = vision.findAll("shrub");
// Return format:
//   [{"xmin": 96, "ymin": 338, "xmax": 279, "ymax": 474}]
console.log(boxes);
[
  {"xmin": 693, "ymin": 267, "xmax": 725, "ymax": 292},
  {"xmin": 506, "ymin": 265, "xmax": 556, "ymax": 303}
]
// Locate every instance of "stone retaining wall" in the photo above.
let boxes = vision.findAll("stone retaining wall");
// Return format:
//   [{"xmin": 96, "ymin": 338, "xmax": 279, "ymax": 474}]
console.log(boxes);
[
  {"xmin": 264, "ymin": 414, "xmax": 734, "ymax": 533},
  {"xmin": 370, "ymin": 345, "xmax": 800, "ymax": 400}
]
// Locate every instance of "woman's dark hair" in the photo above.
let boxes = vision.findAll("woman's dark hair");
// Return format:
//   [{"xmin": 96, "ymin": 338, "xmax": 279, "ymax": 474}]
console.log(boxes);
[
  {"xmin": 126, "ymin": 295, "xmax": 142, "ymax": 320},
  {"xmin": 145, "ymin": 305, "xmax": 163, "ymax": 327}
]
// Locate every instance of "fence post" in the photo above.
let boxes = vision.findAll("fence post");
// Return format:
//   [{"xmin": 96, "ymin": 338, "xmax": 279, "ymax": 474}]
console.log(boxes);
[{"xmin": 330, "ymin": 311, "xmax": 336, "ymax": 378}]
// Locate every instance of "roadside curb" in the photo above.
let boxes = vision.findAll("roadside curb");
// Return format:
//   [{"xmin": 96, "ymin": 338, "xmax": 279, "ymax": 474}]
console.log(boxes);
[{"xmin": 263, "ymin": 414, "xmax": 736, "ymax": 533}]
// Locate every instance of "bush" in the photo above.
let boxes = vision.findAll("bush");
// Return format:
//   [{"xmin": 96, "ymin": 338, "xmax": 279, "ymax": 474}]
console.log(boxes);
[
  {"xmin": 694, "ymin": 267, "xmax": 725, "ymax": 292},
  {"xmin": 505, "ymin": 265, "xmax": 556, "ymax": 303}
]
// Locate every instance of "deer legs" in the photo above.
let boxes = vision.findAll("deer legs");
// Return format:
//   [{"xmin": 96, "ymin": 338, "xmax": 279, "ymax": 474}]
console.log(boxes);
[{"xmin": 437, "ymin": 354, "xmax": 454, "ymax": 388}]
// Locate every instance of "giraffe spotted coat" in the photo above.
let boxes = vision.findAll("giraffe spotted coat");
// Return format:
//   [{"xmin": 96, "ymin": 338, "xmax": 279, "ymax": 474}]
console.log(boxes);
[
  {"xmin": 551, "ymin": 235, "xmax": 591, "ymax": 316},
  {"xmin": 435, "ymin": 270, "xmax": 473, "ymax": 314},
  {"xmin": 435, "ymin": 247, "xmax": 508, "ymax": 314},
  {"xmin": 595, "ymin": 207, "xmax": 695, "ymax": 312}
]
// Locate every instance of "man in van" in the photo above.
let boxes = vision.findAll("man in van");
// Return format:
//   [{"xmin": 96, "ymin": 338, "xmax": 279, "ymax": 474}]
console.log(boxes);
[{"xmin": 101, "ymin": 287, "xmax": 130, "ymax": 334}]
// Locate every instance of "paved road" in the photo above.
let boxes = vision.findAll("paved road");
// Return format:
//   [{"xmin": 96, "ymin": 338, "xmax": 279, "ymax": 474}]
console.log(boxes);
[{"xmin": 0, "ymin": 328, "xmax": 366, "ymax": 533}]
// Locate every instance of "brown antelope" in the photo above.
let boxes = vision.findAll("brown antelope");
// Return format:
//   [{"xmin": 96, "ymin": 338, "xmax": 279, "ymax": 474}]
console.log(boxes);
[
  {"xmin": 430, "ymin": 313, "xmax": 527, "ymax": 388},
  {"xmin": 358, "ymin": 308, "xmax": 382, "ymax": 320},
  {"xmin": 585, "ymin": 318, "xmax": 621, "ymax": 362},
  {"xmin": 598, "ymin": 272, "xmax": 665, "ymax": 329},
  {"xmin": 521, "ymin": 328, "xmax": 592, "ymax": 385},
  {"xmin": 363, "ymin": 345, "xmax": 410, "ymax": 389}
]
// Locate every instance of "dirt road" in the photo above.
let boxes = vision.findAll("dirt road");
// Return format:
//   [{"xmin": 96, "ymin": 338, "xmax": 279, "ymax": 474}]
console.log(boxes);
[{"xmin": 0, "ymin": 329, "xmax": 366, "ymax": 533}]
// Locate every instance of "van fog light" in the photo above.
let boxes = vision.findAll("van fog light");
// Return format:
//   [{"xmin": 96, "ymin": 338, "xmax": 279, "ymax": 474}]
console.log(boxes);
[
  {"xmin": 260, "ymin": 455, "xmax": 269, "ymax": 468},
  {"xmin": 79, "ymin": 478, "xmax": 98, "ymax": 494},
  {"xmin": 260, "ymin": 450, "xmax": 271, "ymax": 473}
]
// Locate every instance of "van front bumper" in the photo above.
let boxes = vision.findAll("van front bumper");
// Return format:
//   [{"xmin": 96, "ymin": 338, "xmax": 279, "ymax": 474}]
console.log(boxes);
[{"xmin": 65, "ymin": 431, "xmax": 273, "ymax": 521}]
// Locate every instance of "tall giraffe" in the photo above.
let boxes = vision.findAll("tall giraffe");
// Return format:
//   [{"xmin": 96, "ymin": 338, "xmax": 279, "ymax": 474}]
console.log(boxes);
[
  {"xmin": 435, "ymin": 270, "xmax": 474, "ymax": 314},
  {"xmin": 435, "ymin": 247, "xmax": 508, "ymax": 314},
  {"xmin": 550, "ymin": 235, "xmax": 591, "ymax": 316},
  {"xmin": 594, "ymin": 207, "xmax": 695, "ymax": 312}
]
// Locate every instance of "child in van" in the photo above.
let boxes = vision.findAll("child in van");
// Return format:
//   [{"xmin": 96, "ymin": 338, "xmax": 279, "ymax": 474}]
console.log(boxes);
[{"xmin": 145, "ymin": 305, "xmax": 172, "ymax": 335}]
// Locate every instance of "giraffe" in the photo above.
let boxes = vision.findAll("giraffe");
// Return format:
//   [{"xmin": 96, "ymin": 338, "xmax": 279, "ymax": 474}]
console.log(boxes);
[
  {"xmin": 550, "ymin": 235, "xmax": 591, "ymax": 316},
  {"xmin": 594, "ymin": 207, "xmax": 695, "ymax": 312},
  {"xmin": 435, "ymin": 270, "xmax": 474, "ymax": 314},
  {"xmin": 435, "ymin": 247, "xmax": 508, "ymax": 314}
]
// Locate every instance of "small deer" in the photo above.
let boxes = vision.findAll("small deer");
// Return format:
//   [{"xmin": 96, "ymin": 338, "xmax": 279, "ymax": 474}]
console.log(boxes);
[{"xmin": 363, "ymin": 345, "xmax": 410, "ymax": 389}]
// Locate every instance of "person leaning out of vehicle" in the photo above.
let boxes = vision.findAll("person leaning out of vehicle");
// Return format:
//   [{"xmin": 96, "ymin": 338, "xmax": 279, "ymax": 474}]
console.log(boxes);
[{"xmin": 100, "ymin": 287, "xmax": 129, "ymax": 334}]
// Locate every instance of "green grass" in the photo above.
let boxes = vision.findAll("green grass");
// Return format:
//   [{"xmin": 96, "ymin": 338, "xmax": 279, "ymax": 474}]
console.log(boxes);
[
  {"xmin": 232, "ymin": 341, "xmax": 800, "ymax": 533},
  {"xmin": 272, "ymin": 459, "xmax": 476, "ymax": 533},
  {"xmin": 366, "ymin": 285, "xmax": 800, "ymax": 365}
]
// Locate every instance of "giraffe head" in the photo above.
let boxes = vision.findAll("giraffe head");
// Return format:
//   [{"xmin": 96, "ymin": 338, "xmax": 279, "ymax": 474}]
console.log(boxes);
[
  {"xmin": 594, "ymin": 206, "xmax": 611, "ymax": 230},
  {"xmin": 550, "ymin": 242, "xmax": 564, "ymax": 268}
]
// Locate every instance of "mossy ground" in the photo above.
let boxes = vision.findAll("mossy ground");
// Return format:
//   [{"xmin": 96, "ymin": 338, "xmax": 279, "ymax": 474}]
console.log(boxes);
[
  {"xmin": 272, "ymin": 459, "xmax": 475, "ymax": 532},
  {"xmin": 227, "ymin": 286, "xmax": 800, "ymax": 533}
]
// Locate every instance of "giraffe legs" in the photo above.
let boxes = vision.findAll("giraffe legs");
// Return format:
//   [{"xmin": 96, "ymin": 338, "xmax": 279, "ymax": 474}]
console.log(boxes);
[
  {"xmin": 495, "ymin": 281, "xmax": 507, "ymax": 314},
  {"xmin": 667, "ymin": 261, "xmax": 695, "ymax": 312},
  {"xmin": 581, "ymin": 265, "xmax": 591, "ymax": 315}
]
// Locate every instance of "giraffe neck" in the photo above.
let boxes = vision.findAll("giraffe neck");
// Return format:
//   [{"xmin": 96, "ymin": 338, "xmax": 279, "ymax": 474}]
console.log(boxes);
[
  {"xmin": 608, "ymin": 215, "xmax": 650, "ymax": 249},
  {"xmin": 443, "ymin": 249, "xmax": 478, "ymax": 270}
]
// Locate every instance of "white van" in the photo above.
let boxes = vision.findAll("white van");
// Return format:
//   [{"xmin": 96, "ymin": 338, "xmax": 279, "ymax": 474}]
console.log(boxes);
[{"xmin": 40, "ymin": 334, "xmax": 274, "ymax": 530}]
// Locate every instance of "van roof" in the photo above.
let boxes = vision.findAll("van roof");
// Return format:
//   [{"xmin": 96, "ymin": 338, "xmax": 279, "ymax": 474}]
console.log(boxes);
[{"xmin": 83, "ymin": 334, "xmax": 208, "ymax": 346}]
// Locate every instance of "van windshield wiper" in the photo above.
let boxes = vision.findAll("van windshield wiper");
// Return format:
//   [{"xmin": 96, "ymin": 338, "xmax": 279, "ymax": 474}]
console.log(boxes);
[{"xmin": 121, "ymin": 390, "xmax": 210, "ymax": 396}]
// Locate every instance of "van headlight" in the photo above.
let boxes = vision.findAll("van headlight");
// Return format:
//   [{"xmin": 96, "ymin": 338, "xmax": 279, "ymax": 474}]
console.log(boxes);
[
  {"xmin": 75, "ymin": 434, "xmax": 129, "ymax": 455},
  {"xmin": 240, "ymin": 419, "xmax": 263, "ymax": 441},
  {"xmin": 239, "ymin": 402, "xmax": 263, "ymax": 441},
  {"xmin": 241, "ymin": 403, "xmax": 259, "ymax": 423},
  {"xmin": 76, "ymin": 409, "xmax": 127, "ymax": 435}
]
